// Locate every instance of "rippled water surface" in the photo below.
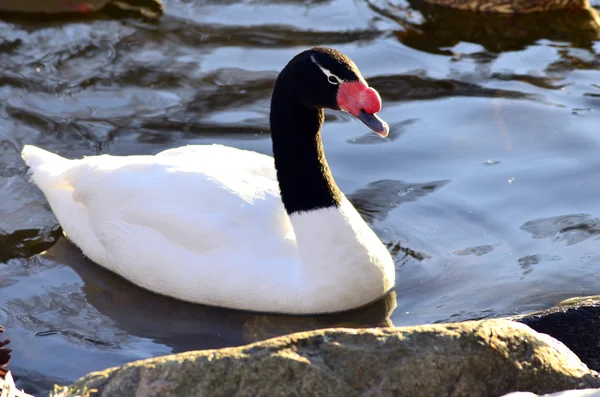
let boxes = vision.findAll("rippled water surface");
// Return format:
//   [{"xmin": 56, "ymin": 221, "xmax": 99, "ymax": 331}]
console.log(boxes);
[{"xmin": 2, "ymin": 0, "xmax": 600, "ymax": 394}]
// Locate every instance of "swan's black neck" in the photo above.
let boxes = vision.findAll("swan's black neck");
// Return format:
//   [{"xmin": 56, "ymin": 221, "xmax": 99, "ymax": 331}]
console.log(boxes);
[{"xmin": 270, "ymin": 94, "xmax": 342, "ymax": 215}]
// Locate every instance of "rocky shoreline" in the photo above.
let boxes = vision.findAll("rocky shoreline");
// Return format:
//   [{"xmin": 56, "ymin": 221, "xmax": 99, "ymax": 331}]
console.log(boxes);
[{"xmin": 17, "ymin": 295, "xmax": 591, "ymax": 397}]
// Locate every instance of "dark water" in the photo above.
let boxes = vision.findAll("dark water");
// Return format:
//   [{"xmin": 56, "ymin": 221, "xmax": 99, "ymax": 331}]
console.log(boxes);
[{"xmin": 1, "ymin": 0, "xmax": 600, "ymax": 394}]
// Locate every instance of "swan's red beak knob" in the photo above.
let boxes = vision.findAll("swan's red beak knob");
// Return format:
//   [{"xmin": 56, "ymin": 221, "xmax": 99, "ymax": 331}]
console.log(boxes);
[{"xmin": 337, "ymin": 81, "xmax": 389, "ymax": 138}]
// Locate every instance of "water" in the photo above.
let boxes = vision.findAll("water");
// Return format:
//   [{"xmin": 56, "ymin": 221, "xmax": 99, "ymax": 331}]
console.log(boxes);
[{"xmin": 1, "ymin": 0, "xmax": 600, "ymax": 394}]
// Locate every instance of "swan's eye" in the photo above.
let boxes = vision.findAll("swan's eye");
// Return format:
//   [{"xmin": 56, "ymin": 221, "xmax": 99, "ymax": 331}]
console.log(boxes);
[{"xmin": 310, "ymin": 55, "xmax": 344, "ymax": 86}]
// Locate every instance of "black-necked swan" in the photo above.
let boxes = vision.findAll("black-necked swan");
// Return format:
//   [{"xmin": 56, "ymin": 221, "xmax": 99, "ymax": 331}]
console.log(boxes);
[{"xmin": 21, "ymin": 47, "xmax": 396, "ymax": 314}]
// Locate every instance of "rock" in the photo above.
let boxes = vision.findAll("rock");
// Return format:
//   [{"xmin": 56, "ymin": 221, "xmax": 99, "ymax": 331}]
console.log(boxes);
[
  {"xmin": 503, "ymin": 389, "xmax": 600, "ymax": 396},
  {"xmin": 514, "ymin": 296, "xmax": 600, "ymax": 372},
  {"xmin": 53, "ymin": 320, "xmax": 600, "ymax": 397},
  {"xmin": 422, "ymin": 0, "xmax": 589, "ymax": 13}
]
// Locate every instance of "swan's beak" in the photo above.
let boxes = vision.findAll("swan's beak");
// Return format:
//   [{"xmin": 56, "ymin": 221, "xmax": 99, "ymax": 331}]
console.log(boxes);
[
  {"xmin": 355, "ymin": 110, "xmax": 389, "ymax": 138},
  {"xmin": 337, "ymin": 80, "xmax": 389, "ymax": 138}
]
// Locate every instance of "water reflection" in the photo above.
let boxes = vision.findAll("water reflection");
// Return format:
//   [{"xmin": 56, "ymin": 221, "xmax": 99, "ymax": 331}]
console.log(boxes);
[
  {"xmin": 368, "ymin": 0, "xmax": 600, "ymax": 54},
  {"xmin": 517, "ymin": 254, "xmax": 561, "ymax": 276},
  {"xmin": 369, "ymin": 74, "xmax": 534, "ymax": 103},
  {"xmin": 348, "ymin": 179, "xmax": 449, "ymax": 224},
  {"xmin": 454, "ymin": 245, "xmax": 494, "ymax": 257},
  {"xmin": 157, "ymin": 15, "xmax": 385, "ymax": 48},
  {"xmin": 521, "ymin": 214, "xmax": 600, "ymax": 246},
  {"xmin": 0, "ymin": 142, "xmax": 60, "ymax": 263},
  {"xmin": 36, "ymin": 237, "xmax": 396, "ymax": 351}
]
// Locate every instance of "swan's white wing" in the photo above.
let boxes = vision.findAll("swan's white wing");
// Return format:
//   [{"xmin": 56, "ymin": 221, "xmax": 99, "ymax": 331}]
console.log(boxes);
[
  {"xmin": 156, "ymin": 144, "xmax": 277, "ymax": 179},
  {"xmin": 23, "ymin": 144, "xmax": 299, "ymax": 308},
  {"xmin": 72, "ymin": 145, "xmax": 290, "ymax": 242}
]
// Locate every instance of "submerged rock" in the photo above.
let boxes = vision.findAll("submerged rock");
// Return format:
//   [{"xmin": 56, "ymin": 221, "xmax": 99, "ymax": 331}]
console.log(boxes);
[{"xmin": 53, "ymin": 320, "xmax": 600, "ymax": 397}]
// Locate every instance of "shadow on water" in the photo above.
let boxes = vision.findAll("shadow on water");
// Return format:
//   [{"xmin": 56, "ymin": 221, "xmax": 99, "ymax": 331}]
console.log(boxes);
[
  {"xmin": 364, "ymin": 74, "xmax": 535, "ymax": 103},
  {"xmin": 0, "ymin": 227, "xmax": 61, "ymax": 263},
  {"xmin": 43, "ymin": 237, "xmax": 397, "ymax": 351}
]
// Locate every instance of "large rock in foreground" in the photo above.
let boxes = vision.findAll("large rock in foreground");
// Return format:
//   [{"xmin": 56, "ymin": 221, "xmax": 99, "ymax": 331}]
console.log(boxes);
[{"xmin": 54, "ymin": 320, "xmax": 600, "ymax": 397}]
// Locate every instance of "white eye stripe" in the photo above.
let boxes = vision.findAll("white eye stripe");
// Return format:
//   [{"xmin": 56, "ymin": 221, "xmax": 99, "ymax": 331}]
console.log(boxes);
[{"xmin": 310, "ymin": 55, "xmax": 345, "ymax": 85}]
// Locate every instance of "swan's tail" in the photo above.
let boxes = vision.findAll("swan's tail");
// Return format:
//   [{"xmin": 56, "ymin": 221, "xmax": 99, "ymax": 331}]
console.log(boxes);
[{"xmin": 21, "ymin": 145, "xmax": 74, "ymax": 190}]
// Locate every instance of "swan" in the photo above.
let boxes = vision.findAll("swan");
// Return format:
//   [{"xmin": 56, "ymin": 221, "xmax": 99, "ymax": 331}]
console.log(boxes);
[{"xmin": 21, "ymin": 47, "xmax": 396, "ymax": 314}]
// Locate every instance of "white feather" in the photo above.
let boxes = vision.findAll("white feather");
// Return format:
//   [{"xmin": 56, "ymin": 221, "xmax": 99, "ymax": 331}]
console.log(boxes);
[{"xmin": 21, "ymin": 144, "xmax": 395, "ymax": 314}]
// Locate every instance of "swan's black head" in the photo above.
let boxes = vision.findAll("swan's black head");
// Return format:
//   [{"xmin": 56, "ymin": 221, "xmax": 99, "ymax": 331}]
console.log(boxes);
[{"xmin": 274, "ymin": 47, "xmax": 389, "ymax": 137}]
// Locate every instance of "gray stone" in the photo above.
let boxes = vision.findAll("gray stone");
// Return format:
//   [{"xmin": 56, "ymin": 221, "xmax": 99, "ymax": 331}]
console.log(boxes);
[
  {"xmin": 503, "ymin": 389, "xmax": 600, "ymax": 397},
  {"xmin": 514, "ymin": 296, "xmax": 600, "ymax": 372},
  {"xmin": 53, "ymin": 320, "xmax": 600, "ymax": 397}
]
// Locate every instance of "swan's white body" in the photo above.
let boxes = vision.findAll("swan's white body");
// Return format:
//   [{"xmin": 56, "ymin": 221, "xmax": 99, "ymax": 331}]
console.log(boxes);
[{"xmin": 22, "ymin": 144, "xmax": 395, "ymax": 314}]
